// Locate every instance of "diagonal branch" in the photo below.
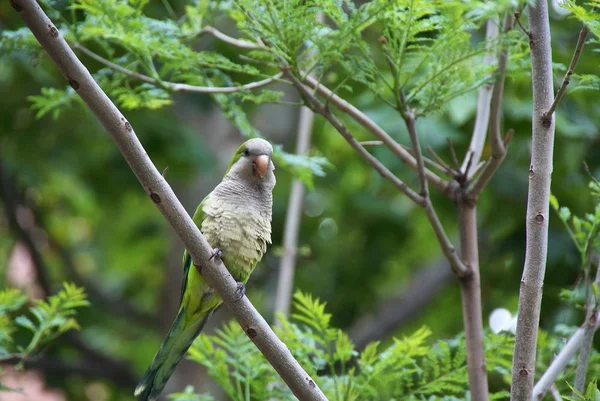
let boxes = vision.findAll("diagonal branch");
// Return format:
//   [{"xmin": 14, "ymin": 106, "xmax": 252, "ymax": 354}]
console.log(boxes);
[
  {"xmin": 285, "ymin": 71, "xmax": 424, "ymax": 205},
  {"xmin": 285, "ymin": 70, "xmax": 468, "ymax": 277},
  {"xmin": 302, "ymin": 75, "xmax": 451, "ymax": 195},
  {"xmin": 468, "ymin": 12, "xmax": 514, "ymax": 200},
  {"xmin": 543, "ymin": 25, "xmax": 590, "ymax": 121},
  {"xmin": 532, "ymin": 308, "xmax": 600, "ymax": 400},
  {"xmin": 460, "ymin": 17, "xmax": 500, "ymax": 173},
  {"xmin": 199, "ymin": 26, "xmax": 262, "ymax": 50},
  {"xmin": 74, "ymin": 43, "xmax": 283, "ymax": 94},
  {"xmin": 13, "ymin": 2, "xmax": 327, "ymax": 400}
]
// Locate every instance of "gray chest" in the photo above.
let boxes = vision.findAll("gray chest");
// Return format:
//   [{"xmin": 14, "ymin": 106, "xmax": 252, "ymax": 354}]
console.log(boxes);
[{"xmin": 200, "ymin": 186, "xmax": 272, "ymax": 270}]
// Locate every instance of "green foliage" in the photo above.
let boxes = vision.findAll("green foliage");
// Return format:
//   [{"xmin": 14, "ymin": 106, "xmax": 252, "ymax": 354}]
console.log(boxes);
[
  {"xmin": 187, "ymin": 291, "xmax": 513, "ymax": 401},
  {"xmin": 550, "ymin": 181, "xmax": 600, "ymax": 263},
  {"xmin": 565, "ymin": 380, "xmax": 600, "ymax": 401},
  {"xmin": 0, "ymin": 284, "xmax": 88, "ymax": 392},
  {"xmin": 0, "ymin": 283, "xmax": 89, "ymax": 359}
]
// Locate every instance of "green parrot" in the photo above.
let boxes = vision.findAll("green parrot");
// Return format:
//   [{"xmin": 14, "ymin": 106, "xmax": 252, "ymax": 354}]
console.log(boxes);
[{"xmin": 134, "ymin": 138, "xmax": 276, "ymax": 401}]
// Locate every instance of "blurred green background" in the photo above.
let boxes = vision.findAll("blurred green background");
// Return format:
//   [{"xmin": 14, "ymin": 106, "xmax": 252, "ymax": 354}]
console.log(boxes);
[{"xmin": 1, "ymin": 1, "xmax": 599, "ymax": 400}]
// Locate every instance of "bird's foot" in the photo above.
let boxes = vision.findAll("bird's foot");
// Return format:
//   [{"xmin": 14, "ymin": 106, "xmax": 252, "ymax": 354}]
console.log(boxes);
[
  {"xmin": 234, "ymin": 282, "xmax": 246, "ymax": 302},
  {"xmin": 209, "ymin": 248, "xmax": 222, "ymax": 261}
]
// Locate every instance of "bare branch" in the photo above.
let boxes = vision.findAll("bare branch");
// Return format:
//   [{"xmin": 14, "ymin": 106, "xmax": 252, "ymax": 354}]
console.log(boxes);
[
  {"xmin": 446, "ymin": 137, "xmax": 461, "ymax": 171},
  {"xmin": 360, "ymin": 141, "xmax": 450, "ymax": 176},
  {"xmin": 461, "ymin": 17, "xmax": 500, "ymax": 172},
  {"xmin": 286, "ymin": 71, "xmax": 468, "ymax": 277},
  {"xmin": 457, "ymin": 204, "xmax": 488, "ymax": 401},
  {"xmin": 74, "ymin": 43, "xmax": 282, "ymax": 94},
  {"xmin": 574, "ymin": 255, "xmax": 600, "ymax": 393},
  {"xmin": 511, "ymin": 1, "xmax": 557, "ymax": 400},
  {"xmin": 468, "ymin": 129, "xmax": 514, "ymax": 198},
  {"xmin": 285, "ymin": 70, "xmax": 424, "ymax": 206},
  {"xmin": 404, "ymin": 109, "xmax": 428, "ymax": 197},
  {"xmin": 543, "ymin": 25, "xmax": 590, "ymax": 121},
  {"xmin": 199, "ymin": 26, "xmax": 262, "ymax": 50},
  {"xmin": 274, "ymin": 105, "xmax": 315, "ymax": 320},
  {"xmin": 467, "ymin": 13, "xmax": 515, "ymax": 199},
  {"xmin": 14, "ymin": 3, "xmax": 327, "ymax": 399},
  {"xmin": 426, "ymin": 147, "xmax": 459, "ymax": 178},
  {"xmin": 532, "ymin": 309, "xmax": 600, "ymax": 400},
  {"xmin": 514, "ymin": 11, "xmax": 532, "ymax": 39},
  {"xmin": 302, "ymin": 75, "xmax": 451, "ymax": 194}
]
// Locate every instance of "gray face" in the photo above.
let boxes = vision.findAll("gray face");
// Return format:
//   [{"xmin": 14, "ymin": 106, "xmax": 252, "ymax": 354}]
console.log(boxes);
[{"xmin": 227, "ymin": 138, "xmax": 276, "ymax": 187}]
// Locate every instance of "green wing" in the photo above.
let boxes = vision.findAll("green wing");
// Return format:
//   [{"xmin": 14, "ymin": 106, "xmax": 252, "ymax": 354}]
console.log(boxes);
[{"xmin": 180, "ymin": 196, "xmax": 208, "ymax": 306}]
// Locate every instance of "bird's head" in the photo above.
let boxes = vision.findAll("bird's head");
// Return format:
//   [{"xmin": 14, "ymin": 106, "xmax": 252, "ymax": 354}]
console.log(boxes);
[{"xmin": 225, "ymin": 138, "xmax": 275, "ymax": 186}]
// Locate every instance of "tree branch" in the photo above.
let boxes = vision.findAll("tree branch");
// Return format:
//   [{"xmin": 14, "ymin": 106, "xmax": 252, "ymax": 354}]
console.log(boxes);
[
  {"xmin": 286, "ymin": 70, "xmax": 468, "ymax": 277},
  {"xmin": 285, "ymin": 71, "xmax": 424, "ymax": 205},
  {"xmin": 511, "ymin": 1, "xmax": 556, "ymax": 400},
  {"xmin": 274, "ymin": 104, "xmax": 315, "ymax": 320},
  {"xmin": 532, "ymin": 309, "xmax": 600, "ymax": 400},
  {"xmin": 74, "ymin": 43, "xmax": 283, "ymax": 94},
  {"xmin": 543, "ymin": 25, "xmax": 590, "ymax": 121},
  {"xmin": 456, "ymin": 204, "xmax": 488, "ymax": 401},
  {"xmin": 14, "ymin": 2, "xmax": 327, "ymax": 400},
  {"xmin": 199, "ymin": 26, "xmax": 262, "ymax": 50},
  {"xmin": 460, "ymin": 17, "xmax": 500, "ymax": 173},
  {"xmin": 467, "ymin": 12, "xmax": 514, "ymax": 199},
  {"xmin": 573, "ymin": 255, "xmax": 600, "ymax": 393},
  {"xmin": 302, "ymin": 75, "xmax": 451, "ymax": 195}
]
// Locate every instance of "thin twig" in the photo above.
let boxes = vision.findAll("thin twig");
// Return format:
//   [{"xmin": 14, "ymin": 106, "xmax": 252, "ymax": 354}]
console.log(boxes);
[
  {"xmin": 285, "ymin": 71, "xmax": 468, "ymax": 277},
  {"xmin": 14, "ymin": 3, "xmax": 327, "ymax": 399},
  {"xmin": 199, "ymin": 26, "xmax": 262, "ymax": 50},
  {"xmin": 467, "ymin": 13, "xmax": 515, "ymax": 199},
  {"xmin": 359, "ymin": 140, "xmax": 383, "ymax": 146},
  {"xmin": 426, "ymin": 147, "xmax": 459, "ymax": 178},
  {"xmin": 574, "ymin": 255, "xmax": 600, "ymax": 393},
  {"xmin": 549, "ymin": 385, "xmax": 562, "ymax": 401},
  {"xmin": 543, "ymin": 25, "xmax": 590, "ymax": 121},
  {"xmin": 404, "ymin": 108, "xmax": 428, "ymax": 197},
  {"xmin": 302, "ymin": 75, "xmax": 451, "ymax": 194},
  {"xmin": 74, "ymin": 43, "xmax": 282, "ymax": 94},
  {"xmin": 361, "ymin": 141, "xmax": 451, "ymax": 176},
  {"xmin": 446, "ymin": 137, "xmax": 461, "ymax": 171},
  {"xmin": 514, "ymin": 11, "xmax": 532, "ymax": 39},
  {"xmin": 468, "ymin": 129, "xmax": 514, "ymax": 198},
  {"xmin": 460, "ymin": 17, "xmax": 500, "ymax": 173},
  {"xmin": 532, "ymin": 309, "xmax": 600, "ymax": 400},
  {"xmin": 285, "ymin": 70, "xmax": 424, "ymax": 206}
]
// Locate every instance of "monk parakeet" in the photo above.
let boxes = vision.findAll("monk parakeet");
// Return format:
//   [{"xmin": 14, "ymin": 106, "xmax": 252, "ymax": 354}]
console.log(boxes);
[{"xmin": 135, "ymin": 138, "xmax": 276, "ymax": 401}]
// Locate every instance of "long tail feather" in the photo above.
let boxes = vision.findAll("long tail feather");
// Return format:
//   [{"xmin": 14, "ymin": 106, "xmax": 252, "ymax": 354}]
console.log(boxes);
[{"xmin": 134, "ymin": 307, "xmax": 214, "ymax": 401}]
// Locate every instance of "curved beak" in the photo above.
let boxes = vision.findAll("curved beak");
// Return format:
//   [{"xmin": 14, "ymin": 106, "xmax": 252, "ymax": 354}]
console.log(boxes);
[{"xmin": 253, "ymin": 154, "xmax": 270, "ymax": 178}]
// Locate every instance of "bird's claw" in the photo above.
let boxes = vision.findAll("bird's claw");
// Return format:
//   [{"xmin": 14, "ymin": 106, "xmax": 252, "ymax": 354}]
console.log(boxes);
[
  {"xmin": 234, "ymin": 282, "xmax": 246, "ymax": 302},
  {"xmin": 209, "ymin": 248, "xmax": 222, "ymax": 261}
]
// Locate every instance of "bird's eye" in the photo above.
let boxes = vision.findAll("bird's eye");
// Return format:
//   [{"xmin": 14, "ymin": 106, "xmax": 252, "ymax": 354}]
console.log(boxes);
[{"xmin": 244, "ymin": 149, "xmax": 250, "ymax": 157}]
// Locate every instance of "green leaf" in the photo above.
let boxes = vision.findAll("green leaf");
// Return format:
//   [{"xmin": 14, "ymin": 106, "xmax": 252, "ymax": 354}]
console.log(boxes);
[
  {"xmin": 14, "ymin": 316, "xmax": 35, "ymax": 333},
  {"xmin": 0, "ymin": 289, "xmax": 28, "ymax": 314}
]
